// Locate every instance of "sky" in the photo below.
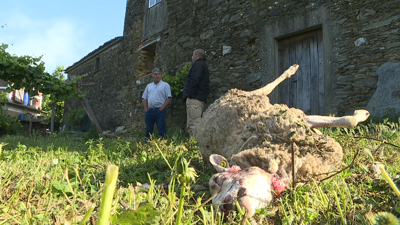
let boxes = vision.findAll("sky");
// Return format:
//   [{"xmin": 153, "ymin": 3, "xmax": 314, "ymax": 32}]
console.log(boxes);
[{"xmin": 0, "ymin": 0, "xmax": 127, "ymax": 73}]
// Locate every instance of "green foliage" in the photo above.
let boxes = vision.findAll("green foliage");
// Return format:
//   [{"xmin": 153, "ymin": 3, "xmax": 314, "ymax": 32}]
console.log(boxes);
[
  {"xmin": 0, "ymin": 44, "xmax": 83, "ymax": 102},
  {"xmin": 1, "ymin": 120, "xmax": 400, "ymax": 224},
  {"xmin": 98, "ymin": 165, "xmax": 119, "ymax": 225},
  {"xmin": 79, "ymin": 127, "xmax": 100, "ymax": 141},
  {"xmin": 42, "ymin": 66, "xmax": 66, "ymax": 127},
  {"xmin": 175, "ymin": 155, "xmax": 197, "ymax": 185},
  {"xmin": 0, "ymin": 112, "xmax": 23, "ymax": 136},
  {"xmin": 0, "ymin": 91, "xmax": 7, "ymax": 103},
  {"xmin": 367, "ymin": 212, "xmax": 400, "ymax": 225},
  {"xmin": 67, "ymin": 108, "xmax": 87, "ymax": 126},
  {"xmin": 112, "ymin": 202, "xmax": 161, "ymax": 225},
  {"xmin": 51, "ymin": 180, "xmax": 74, "ymax": 194},
  {"xmin": 162, "ymin": 63, "xmax": 191, "ymax": 97},
  {"xmin": 0, "ymin": 92, "xmax": 23, "ymax": 136}
]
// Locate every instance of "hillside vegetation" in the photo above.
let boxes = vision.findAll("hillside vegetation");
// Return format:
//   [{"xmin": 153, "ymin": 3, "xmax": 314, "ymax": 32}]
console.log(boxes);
[{"xmin": 0, "ymin": 120, "xmax": 399, "ymax": 224}]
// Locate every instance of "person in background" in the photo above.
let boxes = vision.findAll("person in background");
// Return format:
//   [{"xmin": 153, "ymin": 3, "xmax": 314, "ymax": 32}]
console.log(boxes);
[
  {"xmin": 182, "ymin": 49, "xmax": 210, "ymax": 136},
  {"xmin": 142, "ymin": 68, "xmax": 172, "ymax": 142}
]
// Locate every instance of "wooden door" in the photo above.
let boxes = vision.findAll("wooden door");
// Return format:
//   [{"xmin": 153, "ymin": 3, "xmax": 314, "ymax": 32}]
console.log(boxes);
[{"xmin": 278, "ymin": 29, "xmax": 324, "ymax": 115}]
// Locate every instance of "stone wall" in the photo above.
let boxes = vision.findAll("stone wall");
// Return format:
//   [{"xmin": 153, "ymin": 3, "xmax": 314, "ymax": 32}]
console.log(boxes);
[
  {"xmin": 65, "ymin": 0, "xmax": 400, "ymax": 133},
  {"xmin": 65, "ymin": 37, "xmax": 125, "ymax": 130},
  {"xmin": 329, "ymin": 1, "xmax": 400, "ymax": 115}
]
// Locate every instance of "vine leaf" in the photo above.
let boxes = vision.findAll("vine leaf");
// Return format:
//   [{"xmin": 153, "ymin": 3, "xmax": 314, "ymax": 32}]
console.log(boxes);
[
  {"xmin": 112, "ymin": 202, "xmax": 161, "ymax": 225},
  {"xmin": 0, "ymin": 44, "xmax": 83, "ymax": 103}
]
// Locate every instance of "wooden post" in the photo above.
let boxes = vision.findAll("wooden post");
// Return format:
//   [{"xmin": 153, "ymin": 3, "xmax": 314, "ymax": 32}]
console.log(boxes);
[
  {"xmin": 292, "ymin": 142, "xmax": 295, "ymax": 188},
  {"xmin": 29, "ymin": 116, "xmax": 32, "ymax": 137},
  {"xmin": 80, "ymin": 97, "xmax": 102, "ymax": 133},
  {"xmin": 51, "ymin": 106, "xmax": 55, "ymax": 134}
]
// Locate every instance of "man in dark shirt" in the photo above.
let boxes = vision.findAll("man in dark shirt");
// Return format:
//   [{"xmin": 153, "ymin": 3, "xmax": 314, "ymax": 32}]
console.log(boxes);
[{"xmin": 182, "ymin": 49, "xmax": 210, "ymax": 136}]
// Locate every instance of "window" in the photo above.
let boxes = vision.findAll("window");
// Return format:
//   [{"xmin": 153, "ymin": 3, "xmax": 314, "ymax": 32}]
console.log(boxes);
[
  {"xmin": 149, "ymin": 0, "xmax": 161, "ymax": 8},
  {"xmin": 94, "ymin": 57, "xmax": 100, "ymax": 72}
]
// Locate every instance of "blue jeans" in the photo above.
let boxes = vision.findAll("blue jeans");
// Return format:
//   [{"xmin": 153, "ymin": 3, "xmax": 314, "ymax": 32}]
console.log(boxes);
[{"xmin": 145, "ymin": 108, "xmax": 166, "ymax": 141}]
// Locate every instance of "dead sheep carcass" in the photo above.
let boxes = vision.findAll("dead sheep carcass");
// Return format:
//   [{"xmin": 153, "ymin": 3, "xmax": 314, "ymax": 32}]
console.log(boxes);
[{"xmin": 198, "ymin": 64, "xmax": 369, "ymax": 222}]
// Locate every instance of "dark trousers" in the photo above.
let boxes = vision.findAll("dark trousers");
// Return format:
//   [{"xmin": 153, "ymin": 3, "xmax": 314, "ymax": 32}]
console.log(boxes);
[{"xmin": 145, "ymin": 108, "xmax": 166, "ymax": 141}]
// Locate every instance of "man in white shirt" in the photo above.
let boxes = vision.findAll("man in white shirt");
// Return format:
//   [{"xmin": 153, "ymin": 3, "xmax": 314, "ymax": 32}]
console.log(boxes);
[{"xmin": 142, "ymin": 68, "xmax": 172, "ymax": 141}]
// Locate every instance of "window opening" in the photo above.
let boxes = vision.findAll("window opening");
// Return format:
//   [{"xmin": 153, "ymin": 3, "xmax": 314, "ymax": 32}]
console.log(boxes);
[
  {"xmin": 137, "ymin": 42, "xmax": 157, "ymax": 77},
  {"xmin": 149, "ymin": 0, "xmax": 161, "ymax": 8},
  {"xmin": 94, "ymin": 57, "xmax": 100, "ymax": 72}
]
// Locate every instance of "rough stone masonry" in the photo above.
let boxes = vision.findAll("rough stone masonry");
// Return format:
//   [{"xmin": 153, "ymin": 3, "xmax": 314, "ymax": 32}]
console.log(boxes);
[{"xmin": 65, "ymin": 0, "xmax": 400, "ymax": 133}]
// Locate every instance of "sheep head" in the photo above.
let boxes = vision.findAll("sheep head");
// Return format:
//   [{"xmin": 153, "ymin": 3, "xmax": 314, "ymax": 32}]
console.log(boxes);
[{"xmin": 209, "ymin": 154, "xmax": 286, "ymax": 224}]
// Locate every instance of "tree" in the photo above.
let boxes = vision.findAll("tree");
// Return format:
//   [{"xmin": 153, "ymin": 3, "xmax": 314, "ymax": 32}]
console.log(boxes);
[
  {"xmin": 0, "ymin": 44, "xmax": 83, "ymax": 133},
  {"xmin": 42, "ymin": 66, "xmax": 66, "ymax": 129},
  {"xmin": 0, "ymin": 44, "xmax": 82, "ymax": 101}
]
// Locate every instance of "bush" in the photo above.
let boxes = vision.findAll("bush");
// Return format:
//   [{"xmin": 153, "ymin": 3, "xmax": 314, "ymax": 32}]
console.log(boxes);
[
  {"xmin": 0, "ymin": 113, "xmax": 23, "ymax": 136},
  {"xmin": 0, "ymin": 92, "xmax": 23, "ymax": 136},
  {"xmin": 67, "ymin": 108, "xmax": 87, "ymax": 126},
  {"xmin": 163, "ymin": 63, "xmax": 191, "ymax": 97},
  {"xmin": 80, "ymin": 127, "xmax": 100, "ymax": 140}
]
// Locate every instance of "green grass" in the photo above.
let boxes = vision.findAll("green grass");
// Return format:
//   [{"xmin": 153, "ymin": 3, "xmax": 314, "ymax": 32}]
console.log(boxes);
[{"xmin": 0, "ymin": 120, "xmax": 399, "ymax": 224}]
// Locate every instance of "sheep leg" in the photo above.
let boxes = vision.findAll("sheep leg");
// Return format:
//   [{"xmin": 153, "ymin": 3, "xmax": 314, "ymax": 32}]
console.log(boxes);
[
  {"xmin": 305, "ymin": 109, "xmax": 370, "ymax": 128},
  {"xmin": 249, "ymin": 64, "xmax": 299, "ymax": 96},
  {"xmin": 239, "ymin": 196, "xmax": 255, "ymax": 225}
]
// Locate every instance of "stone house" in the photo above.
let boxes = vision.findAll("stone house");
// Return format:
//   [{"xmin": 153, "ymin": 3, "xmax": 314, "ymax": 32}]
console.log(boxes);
[{"xmin": 65, "ymin": 0, "xmax": 400, "ymax": 133}]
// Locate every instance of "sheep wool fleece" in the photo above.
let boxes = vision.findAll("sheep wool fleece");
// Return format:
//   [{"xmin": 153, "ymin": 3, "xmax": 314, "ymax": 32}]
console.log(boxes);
[{"xmin": 196, "ymin": 88, "xmax": 344, "ymax": 182}]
